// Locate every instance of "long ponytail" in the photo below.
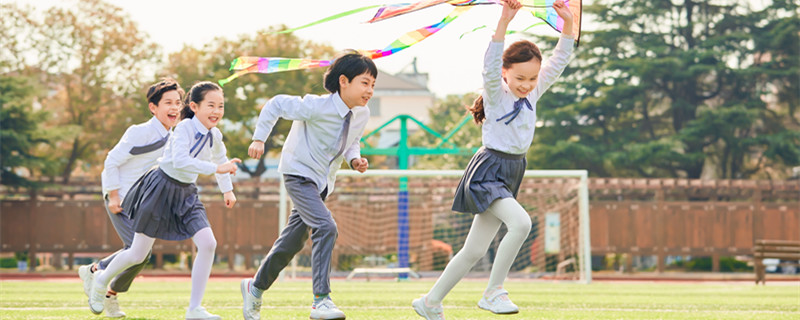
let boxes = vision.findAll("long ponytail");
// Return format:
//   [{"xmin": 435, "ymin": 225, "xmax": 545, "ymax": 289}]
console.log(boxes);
[{"xmin": 469, "ymin": 95, "xmax": 485, "ymax": 124}]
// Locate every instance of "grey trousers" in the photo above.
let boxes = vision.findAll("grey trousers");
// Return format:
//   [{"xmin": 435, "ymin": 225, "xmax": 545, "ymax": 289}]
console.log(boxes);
[
  {"xmin": 254, "ymin": 174, "xmax": 338, "ymax": 295},
  {"xmin": 97, "ymin": 198, "xmax": 150, "ymax": 293}
]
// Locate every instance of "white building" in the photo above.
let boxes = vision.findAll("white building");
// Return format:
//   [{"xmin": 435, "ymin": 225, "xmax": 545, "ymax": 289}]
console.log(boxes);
[{"xmin": 366, "ymin": 67, "xmax": 435, "ymax": 149}]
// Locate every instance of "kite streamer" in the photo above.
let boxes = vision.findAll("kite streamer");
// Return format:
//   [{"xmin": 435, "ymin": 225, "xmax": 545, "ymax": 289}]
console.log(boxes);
[
  {"xmin": 367, "ymin": 0, "xmax": 581, "ymax": 44},
  {"xmin": 220, "ymin": 0, "xmax": 581, "ymax": 85},
  {"xmin": 219, "ymin": 6, "xmax": 471, "ymax": 86}
]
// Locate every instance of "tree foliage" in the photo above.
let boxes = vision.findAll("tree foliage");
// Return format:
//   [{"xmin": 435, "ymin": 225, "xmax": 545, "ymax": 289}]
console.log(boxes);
[
  {"xmin": 0, "ymin": 75, "xmax": 48, "ymax": 187},
  {"xmin": 530, "ymin": 0, "xmax": 800, "ymax": 178},
  {"xmin": 3, "ymin": 0, "xmax": 161, "ymax": 183}
]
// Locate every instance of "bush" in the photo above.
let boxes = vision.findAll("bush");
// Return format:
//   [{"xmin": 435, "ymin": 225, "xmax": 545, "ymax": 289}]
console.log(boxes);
[
  {"xmin": 0, "ymin": 257, "xmax": 17, "ymax": 268},
  {"xmin": 685, "ymin": 257, "xmax": 752, "ymax": 272}
]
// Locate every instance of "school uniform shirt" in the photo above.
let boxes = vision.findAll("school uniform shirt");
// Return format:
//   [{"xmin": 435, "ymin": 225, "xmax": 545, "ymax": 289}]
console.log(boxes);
[
  {"xmin": 101, "ymin": 116, "xmax": 171, "ymax": 200},
  {"xmin": 481, "ymin": 34, "xmax": 574, "ymax": 155},
  {"xmin": 252, "ymin": 93, "xmax": 369, "ymax": 195},
  {"xmin": 158, "ymin": 117, "xmax": 233, "ymax": 193}
]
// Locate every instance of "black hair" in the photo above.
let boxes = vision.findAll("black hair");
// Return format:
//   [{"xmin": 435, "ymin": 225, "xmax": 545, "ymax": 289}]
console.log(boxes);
[
  {"xmin": 323, "ymin": 51, "xmax": 378, "ymax": 93},
  {"xmin": 471, "ymin": 40, "xmax": 542, "ymax": 124},
  {"xmin": 146, "ymin": 78, "xmax": 184, "ymax": 114},
  {"xmin": 181, "ymin": 81, "xmax": 222, "ymax": 120}
]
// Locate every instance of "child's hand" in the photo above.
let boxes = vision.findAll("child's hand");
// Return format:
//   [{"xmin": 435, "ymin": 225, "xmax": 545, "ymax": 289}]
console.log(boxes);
[
  {"xmin": 553, "ymin": 0, "xmax": 573, "ymax": 24},
  {"xmin": 107, "ymin": 191, "xmax": 123, "ymax": 214},
  {"xmin": 223, "ymin": 191, "xmax": 237, "ymax": 208},
  {"xmin": 216, "ymin": 158, "xmax": 242, "ymax": 175},
  {"xmin": 248, "ymin": 140, "xmax": 265, "ymax": 159},
  {"xmin": 351, "ymin": 158, "xmax": 369, "ymax": 173},
  {"xmin": 500, "ymin": 0, "xmax": 522, "ymax": 22}
]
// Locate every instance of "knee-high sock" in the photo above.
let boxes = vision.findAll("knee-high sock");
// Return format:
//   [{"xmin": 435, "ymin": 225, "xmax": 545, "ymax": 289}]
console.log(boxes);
[
  {"xmin": 426, "ymin": 210, "xmax": 502, "ymax": 305},
  {"xmin": 189, "ymin": 227, "xmax": 217, "ymax": 309},
  {"xmin": 95, "ymin": 233, "xmax": 155, "ymax": 289},
  {"xmin": 486, "ymin": 198, "xmax": 532, "ymax": 291}
]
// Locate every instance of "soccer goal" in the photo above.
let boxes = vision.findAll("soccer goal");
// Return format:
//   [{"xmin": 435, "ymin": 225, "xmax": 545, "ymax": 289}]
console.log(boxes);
[{"xmin": 278, "ymin": 169, "xmax": 591, "ymax": 283}]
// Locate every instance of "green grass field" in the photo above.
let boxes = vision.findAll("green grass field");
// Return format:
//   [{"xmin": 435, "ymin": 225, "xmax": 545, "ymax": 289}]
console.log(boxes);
[{"xmin": 0, "ymin": 279, "xmax": 798, "ymax": 319}]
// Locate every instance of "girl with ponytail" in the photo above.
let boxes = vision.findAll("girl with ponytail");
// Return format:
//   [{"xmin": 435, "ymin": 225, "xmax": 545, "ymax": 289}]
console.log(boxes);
[{"xmin": 414, "ymin": 0, "xmax": 575, "ymax": 319}]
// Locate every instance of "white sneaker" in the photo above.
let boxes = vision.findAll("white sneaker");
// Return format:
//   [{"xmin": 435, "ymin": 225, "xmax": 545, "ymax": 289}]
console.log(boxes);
[
  {"xmin": 310, "ymin": 297, "xmax": 346, "ymax": 320},
  {"xmin": 185, "ymin": 306, "xmax": 221, "ymax": 320},
  {"xmin": 104, "ymin": 295, "xmax": 126, "ymax": 318},
  {"xmin": 412, "ymin": 296, "xmax": 445, "ymax": 320},
  {"xmin": 88, "ymin": 271, "xmax": 106, "ymax": 315},
  {"xmin": 477, "ymin": 288, "xmax": 519, "ymax": 314},
  {"xmin": 240, "ymin": 279, "xmax": 262, "ymax": 320},
  {"xmin": 78, "ymin": 264, "xmax": 94, "ymax": 297}
]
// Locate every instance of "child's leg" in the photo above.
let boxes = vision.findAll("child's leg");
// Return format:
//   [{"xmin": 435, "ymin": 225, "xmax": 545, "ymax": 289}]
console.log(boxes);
[
  {"xmin": 189, "ymin": 227, "xmax": 217, "ymax": 310},
  {"xmin": 109, "ymin": 252, "xmax": 150, "ymax": 293},
  {"xmin": 426, "ymin": 211, "xmax": 503, "ymax": 305},
  {"xmin": 281, "ymin": 175, "xmax": 337, "ymax": 297},
  {"xmin": 103, "ymin": 204, "xmax": 148, "ymax": 293},
  {"xmin": 95, "ymin": 233, "xmax": 155, "ymax": 288},
  {"xmin": 486, "ymin": 198, "xmax": 532, "ymax": 290},
  {"xmin": 96, "ymin": 200, "xmax": 135, "ymax": 270},
  {"xmin": 253, "ymin": 211, "xmax": 310, "ymax": 292}
]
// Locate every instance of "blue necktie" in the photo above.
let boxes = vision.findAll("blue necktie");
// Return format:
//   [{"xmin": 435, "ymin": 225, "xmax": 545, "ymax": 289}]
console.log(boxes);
[
  {"xmin": 190, "ymin": 131, "xmax": 213, "ymax": 158},
  {"xmin": 496, "ymin": 97, "xmax": 532, "ymax": 125},
  {"xmin": 330, "ymin": 111, "xmax": 352, "ymax": 165}
]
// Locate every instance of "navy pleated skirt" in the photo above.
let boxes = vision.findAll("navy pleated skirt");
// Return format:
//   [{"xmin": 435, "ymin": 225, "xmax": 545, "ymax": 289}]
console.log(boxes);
[
  {"xmin": 452, "ymin": 147, "xmax": 526, "ymax": 214},
  {"xmin": 121, "ymin": 168, "xmax": 210, "ymax": 241}
]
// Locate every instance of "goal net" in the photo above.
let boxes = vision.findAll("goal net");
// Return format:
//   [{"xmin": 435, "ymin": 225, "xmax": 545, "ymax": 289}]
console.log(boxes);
[{"xmin": 279, "ymin": 169, "xmax": 591, "ymax": 283}]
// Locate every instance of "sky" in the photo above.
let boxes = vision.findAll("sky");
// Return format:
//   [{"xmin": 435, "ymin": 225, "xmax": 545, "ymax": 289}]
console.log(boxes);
[{"xmin": 13, "ymin": 0, "xmax": 577, "ymax": 97}]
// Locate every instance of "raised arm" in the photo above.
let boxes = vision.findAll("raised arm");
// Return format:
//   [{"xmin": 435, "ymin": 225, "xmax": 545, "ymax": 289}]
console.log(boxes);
[
  {"xmin": 483, "ymin": 0, "xmax": 522, "ymax": 105},
  {"xmin": 249, "ymin": 94, "xmax": 317, "ymax": 159},
  {"xmin": 530, "ymin": 0, "xmax": 575, "ymax": 100}
]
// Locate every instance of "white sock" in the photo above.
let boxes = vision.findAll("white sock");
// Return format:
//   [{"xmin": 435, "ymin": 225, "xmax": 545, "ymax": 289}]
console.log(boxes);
[
  {"xmin": 486, "ymin": 198, "xmax": 532, "ymax": 290},
  {"xmin": 426, "ymin": 207, "xmax": 502, "ymax": 305},
  {"xmin": 95, "ymin": 233, "xmax": 155, "ymax": 290},
  {"xmin": 189, "ymin": 227, "xmax": 217, "ymax": 310}
]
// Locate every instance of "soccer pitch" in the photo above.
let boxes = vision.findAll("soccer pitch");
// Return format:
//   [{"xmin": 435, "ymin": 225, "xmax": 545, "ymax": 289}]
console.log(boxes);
[{"xmin": 0, "ymin": 278, "xmax": 797, "ymax": 319}]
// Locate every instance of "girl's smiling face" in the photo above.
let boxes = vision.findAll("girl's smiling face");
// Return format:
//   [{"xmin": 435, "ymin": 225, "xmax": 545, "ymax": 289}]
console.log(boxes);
[
  {"xmin": 502, "ymin": 60, "xmax": 541, "ymax": 99},
  {"xmin": 190, "ymin": 89, "xmax": 225, "ymax": 129}
]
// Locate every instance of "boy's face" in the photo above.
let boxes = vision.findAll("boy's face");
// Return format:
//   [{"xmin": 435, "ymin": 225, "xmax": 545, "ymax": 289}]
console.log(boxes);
[
  {"xmin": 190, "ymin": 89, "xmax": 225, "ymax": 130},
  {"xmin": 339, "ymin": 72, "xmax": 375, "ymax": 108},
  {"xmin": 149, "ymin": 90, "xmax": 182, "ymax": 129},
  {"xmin": 502, "ymin": 60, "xmax": 541, "ymax": 99}
]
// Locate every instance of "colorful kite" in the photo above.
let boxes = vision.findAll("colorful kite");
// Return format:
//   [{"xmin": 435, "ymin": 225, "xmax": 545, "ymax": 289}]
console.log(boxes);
[
  {"xmin": 219, "ymin": 6, "xmax": 471, "ymax": 86},
  {"xmin": 367, "ymin": 0, "xmax": 581, "ymax": 43},
  {"xmin": 219, "ymin": 0, "xmax": 581, "ymax": 85}
]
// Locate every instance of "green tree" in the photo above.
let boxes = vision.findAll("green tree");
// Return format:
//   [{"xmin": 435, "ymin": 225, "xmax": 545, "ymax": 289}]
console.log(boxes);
[
  {"xmin": 0, "ymin": 75, "xmax": 48, "ymax": 187},
  {"xmin": 31, "ymin": 0, "xmax": 160, "ymax": 183},
  {"xmin": 162, "ymin": 27, "xmax": 336, "ymax": 177},
  {"xmin": 531, "ymin": 0, "xmax": 800, "ymax": 179}
]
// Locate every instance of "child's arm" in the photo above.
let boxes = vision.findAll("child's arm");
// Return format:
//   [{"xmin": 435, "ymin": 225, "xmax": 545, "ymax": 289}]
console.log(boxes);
[
  {"xmin": 210, "ymin": 129, "xmax": 239, "ymax": 208},
  {"xmin": 344, "ymin": 110, "xmax": 369, "ymax": 173},
  {"xmin": 483, "ymin": 0, "xmax": 522, "ymax": 106},
  {"xmin": 101, "ymin": 126, "xmax": 138, "ymax": 213},
  {"xmin": 492, "ymin": 0, "xmax": 521, "ymax": 42},
  {"xmin": 249, "ymin": 95, "xmax": 318, "ymax": 159},
  {"xmin": 531, "ymin": 0, "xmax": 575, "ymax": 100},
  {"xmin": 170, "ymin": 122, "xmax": 223, "ymax": 175}
]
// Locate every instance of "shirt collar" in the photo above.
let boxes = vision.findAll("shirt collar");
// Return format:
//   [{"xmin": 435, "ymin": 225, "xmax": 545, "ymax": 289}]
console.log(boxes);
[
  {"xmin": 148, "ymin": 116, "xmax": 170, "ymax": 137},
  {"xmin": 190, "ymin": 116, "xmax": 209, "ymax": 134},
  {"xmin": 332, "ymin": 92, "xmax": 352, "ymax": 118}
]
